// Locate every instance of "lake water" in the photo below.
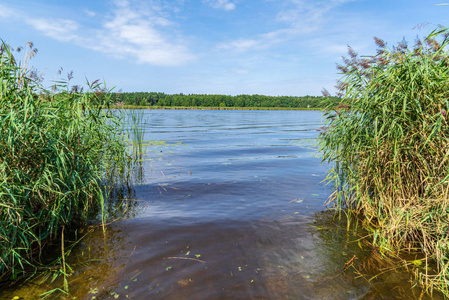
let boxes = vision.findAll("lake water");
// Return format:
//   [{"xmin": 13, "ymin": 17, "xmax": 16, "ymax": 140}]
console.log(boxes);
[{"xmin": 0, "ymin": 110, "xmax": 439, "ymax": 299}]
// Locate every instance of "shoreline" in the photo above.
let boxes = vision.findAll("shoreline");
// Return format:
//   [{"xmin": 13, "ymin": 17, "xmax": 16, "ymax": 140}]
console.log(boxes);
[{"xmin": 102, "ymin": 105, "xmax": 323, "ymax": 111}]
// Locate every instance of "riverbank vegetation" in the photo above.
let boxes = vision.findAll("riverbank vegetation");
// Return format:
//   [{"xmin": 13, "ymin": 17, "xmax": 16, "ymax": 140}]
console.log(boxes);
[
  {"xmin": 320, "ymin": 26, "xmax": 449, "ymax": 296},
  {"xmin": 0, "ymin": 40, "xmax": 134, "ymax": 291},
  {"xmin": 98, "ymin": 92, "xmax": 340, "ymax": 110}
]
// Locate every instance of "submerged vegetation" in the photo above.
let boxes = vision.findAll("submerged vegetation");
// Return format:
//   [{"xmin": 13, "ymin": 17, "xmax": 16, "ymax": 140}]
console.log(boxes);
[
  {"xmin": 0, "ymin": 40, "xmax": 134, "ymax": 289},
  {"xmin": 320, "ymin": 26, "xmax": 449, "ymax": 296}
]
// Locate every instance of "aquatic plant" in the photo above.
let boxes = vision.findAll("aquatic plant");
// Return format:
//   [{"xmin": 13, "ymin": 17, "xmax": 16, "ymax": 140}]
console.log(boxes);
[
  {"xmin": 320, "ymin": 26, "xmax": 449, "ymax": 296},
  {"xmin": 128, "ymin": 109, "xmax": 147, "ymax": 160},
  {"xmin": 0, "ymin": 40, "xmax": 132, "ymax": 286}
]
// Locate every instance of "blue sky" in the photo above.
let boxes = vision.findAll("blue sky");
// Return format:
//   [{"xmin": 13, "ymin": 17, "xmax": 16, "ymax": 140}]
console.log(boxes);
[{"xmin": 0, "ymin": 0, "xmax": 448, "ymax": 96}]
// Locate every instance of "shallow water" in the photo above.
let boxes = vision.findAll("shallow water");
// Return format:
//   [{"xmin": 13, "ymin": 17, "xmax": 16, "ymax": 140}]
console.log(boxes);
[{"xmin": 0, "ymin": 110, "xmax": 441, "ymax": 299}]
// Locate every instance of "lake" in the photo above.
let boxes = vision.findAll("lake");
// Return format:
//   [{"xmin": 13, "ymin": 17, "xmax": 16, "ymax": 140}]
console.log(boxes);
[{"xmin": 1, "ymin": 109, "xmax": 438, "ymax": 299}]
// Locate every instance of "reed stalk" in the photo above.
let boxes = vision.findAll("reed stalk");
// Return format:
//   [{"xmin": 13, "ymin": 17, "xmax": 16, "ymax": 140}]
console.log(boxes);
[{"xmin": 129, "ymin": 109, "xmax": 146, "ymax": 160}]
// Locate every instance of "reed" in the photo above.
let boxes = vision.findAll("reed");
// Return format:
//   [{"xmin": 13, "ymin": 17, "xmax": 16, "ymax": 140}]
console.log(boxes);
[
  {"xmin": 116, "ymin": 109, "xmax": 148, "ymax": 162},
  {"xmin": 0, "ymin": 40, "xmax": 132, "ymax": 286},
  {"xmin": 320, "ymin": 27, "xmax": 449, "ymax": 296},
  {"xmin": 128, "ymin": 109, "xmax": 147, "ymax": 160}
]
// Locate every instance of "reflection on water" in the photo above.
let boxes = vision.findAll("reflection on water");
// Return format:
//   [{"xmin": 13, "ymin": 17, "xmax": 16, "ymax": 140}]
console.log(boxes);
[{"xmin": 0, "ymin": 110, "xmax": 442, "ymax": 299}]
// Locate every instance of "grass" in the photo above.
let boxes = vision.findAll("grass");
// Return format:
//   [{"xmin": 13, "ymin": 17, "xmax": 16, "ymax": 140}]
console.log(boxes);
[
  {"xmin": 0, "ymin": 40, "xmax": 133, "ymax": 290},
  {"xmin": 320, "ymin": 26, "xmax": 449, "ymax": 296}
]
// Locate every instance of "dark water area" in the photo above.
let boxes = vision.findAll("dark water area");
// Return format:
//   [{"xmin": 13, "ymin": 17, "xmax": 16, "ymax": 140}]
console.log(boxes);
[{"xmin": 0, "ymin": 110, "xmax": 440, "ymax": 299}]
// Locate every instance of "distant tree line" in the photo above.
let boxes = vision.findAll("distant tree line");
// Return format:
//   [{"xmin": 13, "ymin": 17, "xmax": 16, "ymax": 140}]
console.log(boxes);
[{"xmin": 101, "ymin": 92, "xmax": 340, "ymax": 109}]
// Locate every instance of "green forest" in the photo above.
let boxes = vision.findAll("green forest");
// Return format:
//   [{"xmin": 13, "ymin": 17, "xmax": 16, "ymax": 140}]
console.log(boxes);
[{"xmin": 102, "ymin": 92, "xmax": 340, "ymax": 109}]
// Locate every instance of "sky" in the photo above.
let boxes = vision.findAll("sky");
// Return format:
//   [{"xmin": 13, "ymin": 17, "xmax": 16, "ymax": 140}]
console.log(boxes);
[{"xmin": 0, "ymin": 0, "xmax": 448, "ymax": 96}]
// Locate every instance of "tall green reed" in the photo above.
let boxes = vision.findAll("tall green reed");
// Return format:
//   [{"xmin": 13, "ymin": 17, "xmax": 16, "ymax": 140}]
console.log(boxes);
[
  {"xmin": 0, "ymin": 40, "xmax": 132, "ymax": 287},
  {"xmin": 320, "ymin": 27, "xmax": 449, "ymax": 296},
  {"xmin": 118, "ymin": 109, "xmax": 148, "ymax": 162},
  {"xmin": 129, "ymin": 109, "xmax": 146, "ymax": 160}
]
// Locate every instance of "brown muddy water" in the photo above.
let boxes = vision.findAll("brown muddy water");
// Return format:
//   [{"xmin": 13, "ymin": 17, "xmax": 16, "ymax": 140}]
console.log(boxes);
[{"xmin": 0, "ymin": 110, "xmax": 442, "ymax": 299}]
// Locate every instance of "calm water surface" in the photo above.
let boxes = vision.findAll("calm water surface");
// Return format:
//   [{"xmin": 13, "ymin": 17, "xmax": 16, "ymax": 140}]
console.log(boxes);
[{"xmin": 1, "ymin": 110, "xmax": 438, "ymax": 299}]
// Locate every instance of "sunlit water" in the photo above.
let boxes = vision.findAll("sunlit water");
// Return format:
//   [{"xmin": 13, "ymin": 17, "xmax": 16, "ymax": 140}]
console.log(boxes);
[{"xmin": 1, "ymin": 110, "xmax": 440, "ymax": 299}]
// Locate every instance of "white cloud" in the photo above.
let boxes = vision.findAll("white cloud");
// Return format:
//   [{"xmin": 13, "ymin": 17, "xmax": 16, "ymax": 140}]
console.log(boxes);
[
  {"xmin": 24, "ymin": 0, "xmax": 194, "ymax": 66},
  {"xmin": 85, "ymin": 9, "xmax": 96, "ymax": 17},
  {"xmin": 275, "ymin": 0, "xmax": 358, "ymax": 33},
  {"xmin": 0, "ymin": 4, "xmax": 14, "ymax": 18},
  {"xmin": 219, "ymin": 0, "xmax": 358, "ymax": 52},
  {"xmin": 205, "ymin": 0, "xmax": 236, "ymax": 10},
  {"xmin": 218, "ymin": 39, "xmax": 260, "ymax": 51},
  {"xmin": 97, "ymin": 0, "xmax": 193, "ymax": 65},
  {"xmin": 27, "ymin": 19, "xmax": 81, "ymax": 42}
]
